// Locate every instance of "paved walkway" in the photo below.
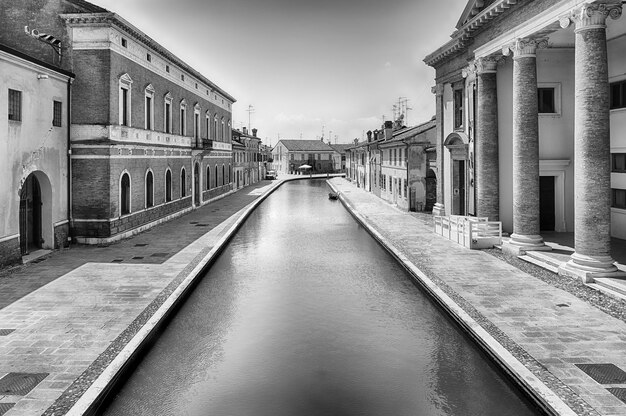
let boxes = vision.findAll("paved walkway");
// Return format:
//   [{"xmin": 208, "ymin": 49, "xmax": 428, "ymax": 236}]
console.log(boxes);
[{"xmin": 329, "ymin": 178, "xmax": 626, "ymax": 416}]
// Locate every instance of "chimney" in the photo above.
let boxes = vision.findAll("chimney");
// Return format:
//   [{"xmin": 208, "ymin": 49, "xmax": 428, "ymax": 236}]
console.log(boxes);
[
  {"xmin": 373, "ymin": 130, "xmax": 379, "ymax": 141},
  {"xmin": 384, "ymin": 120, "xmax": 393, "ymax": 141},
  {"xmin": 353, "ymin": 138, "xmax": 359, "ymax": 145},
  {"xmin": 243, "ymin": 127, "xmax": 248, "ymax": 135},
  {"xmin": 366, "ymin": 130, "xmax": 372, "ymax": 142},
  {"xmin": 252, "ymin": 128, "xmax": 257, "ymax": 137}
]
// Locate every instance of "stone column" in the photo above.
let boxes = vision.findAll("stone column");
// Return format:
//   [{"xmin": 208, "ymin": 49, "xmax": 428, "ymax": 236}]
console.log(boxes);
[
  {"xmin": 475, "ymin": 57, "xmax": 500, "ymax": 221},
  {"xmin": 432, "ymin": 84, "xmax": 445, "ymax": 216},
  {"xmin": 559, "ymin": 3, "xmax": 624, "ymax": 281},
  {"xmin": 502, "ymin": 38, "xmax": 550, "ymax": 256}
]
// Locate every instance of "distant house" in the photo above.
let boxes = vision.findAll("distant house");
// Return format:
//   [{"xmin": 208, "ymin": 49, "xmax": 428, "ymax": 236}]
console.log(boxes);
[
  {"xmin": 329, "ymin": 143, "xmax": 351, "ymax": 173},
  {"xmin": 232, "ymin": 127, "xmax": 261, "ymax": 186},
  {"xmin": 272, "ymin": 140, "xmax": 336, "ymax": 175}
]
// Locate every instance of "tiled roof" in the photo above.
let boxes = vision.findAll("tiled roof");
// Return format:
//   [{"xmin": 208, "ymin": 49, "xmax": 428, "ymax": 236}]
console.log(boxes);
[
  {"xmin": 330, "ymin": 144, "xmax": 353, "ymax": 153},
  {"xmin": 278, "ymin": 140, "xmax": 335, "ymax": 152},
  {"xmin": 65, "ymin": 0, "xmax": 109, "ymax": 13}
]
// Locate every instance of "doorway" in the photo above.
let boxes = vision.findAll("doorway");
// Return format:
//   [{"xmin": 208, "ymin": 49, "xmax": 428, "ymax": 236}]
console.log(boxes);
[
  {"xmin": 452, "ymin": 160, "xmax": 466, "ymax": 215},
  {"xmin": 540, "ymin": 176, "xmax": 555, "ymax": 231},
  {"xmin": 19, "ymin": 174, "xmax": 42, "ymax": 255}
]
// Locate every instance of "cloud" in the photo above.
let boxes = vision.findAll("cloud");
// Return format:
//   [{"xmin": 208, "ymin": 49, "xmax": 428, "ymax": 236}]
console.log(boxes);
[{"xmin": 384, "ymin": 61, "xmax": 392, "ymax": 68}]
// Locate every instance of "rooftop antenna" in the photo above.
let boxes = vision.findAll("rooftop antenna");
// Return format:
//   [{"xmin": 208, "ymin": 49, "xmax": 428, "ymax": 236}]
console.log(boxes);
[{"xmin": 246, "ymin": 105, "xmax": 255, "ymax": 131}]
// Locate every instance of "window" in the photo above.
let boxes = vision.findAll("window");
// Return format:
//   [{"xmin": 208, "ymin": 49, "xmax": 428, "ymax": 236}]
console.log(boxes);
[
  {"xmin": 53, "ymin": 100, "xmax": 62, "ymax": 127},
  {"xmin": 215, "ymin": 165, "xmax": 219, "ymax": 188},
  {"xmin": 222, "ymin": 165, "xmax": 225, "ymax": 186},
  {"xmin": 454, "ymin": 88, "xmax": 463, "ymax": 129},
  {"xmin": 611, "ymin": 80, "xmax": 626, "ymax": 110},
  {"xmin": 145, "ymin": 170, "xmax": 154, "ymax": 208},
  {"xmin": 120, "ymin": 173, "xmax": 131, "ymax": 215},
  {"xmin": 121, "ymin": 38, "xmax": 127, "ymax": 48},
  {"xmin": 8, "ymin": 89, "xmax": 22, "ymax": 121},
  {"xmin": 206, "ymin": 166, "xmax": 210, "ymax": 190},
  {"xmin": 538, "ymin": 88, "xmax": 556, "ymax": 113},
  {"xmin": 220, "ymin": 118, "xmax": 225, "ymax": 141},
  {"xmin": 194, "ymin": 104, "xmax": 201, "ymax": 145},
  {"xmin": 181, "ymin": 74, "xmax": 185, "ymax": 81},
  {"xmin": 213, "ymin": 115, "xmax": 218, "ymax": 140},
  {"xmin": 147, "ymin": 53, "xmax": 151, "ymax": 62},
  {"xmin": 205, "ymin": 112, "xmax": 210, "ymax": 139},
  {"xmin": 613, "ymin": 189, "xmax": 626, "ymax": 209},
  {"xmin": 166, "ymin": 65, "xmax": 170, "ymax": 73},
  {"xmin": 613, "ymin": 154, "xmax": 626, "ymax": 173},
  {"xmin": 180, "ymin": 100, "xmax": 187, "ymax": 135},
  {"xmin": 181, "ymin": 167, "xmax": 186, "ymax": 197},
  {"xmin": 165, "ymin": 169, "xmax": 172, "ymax": 202},
  {"xmin": 164, "ymin": 93, "xmax": 172, "ymax": 133},
  {"xmin": 145, "ymin": 84, "xmax": 154, "ymax": 130},
  {"xmin": 119, "ymin": 73, "xmax": 133, "ymax": 126}
]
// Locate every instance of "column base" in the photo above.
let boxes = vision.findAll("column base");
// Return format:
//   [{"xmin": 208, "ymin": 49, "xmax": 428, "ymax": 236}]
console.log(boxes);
[
  {"xmin": 432, "ymin": 203, "xmax": 445, "ymax": 217},
  {"xmin": 502, "ymin": 233, "xmax": 551, "ymax": 257},
  {"xmin": 558, "ymin": 253, "xmax": 626, "ymax": 283}
]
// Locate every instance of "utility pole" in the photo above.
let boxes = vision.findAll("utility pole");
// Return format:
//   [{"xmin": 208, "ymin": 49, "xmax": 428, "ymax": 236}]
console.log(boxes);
[{"xmin": 246, "ymin": 105, "xmax": 255, "ymax": 131}]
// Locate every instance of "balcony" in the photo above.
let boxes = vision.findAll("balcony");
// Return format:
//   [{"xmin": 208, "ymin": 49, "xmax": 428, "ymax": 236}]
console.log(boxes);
[{"xmin": 202, "ymin": 139, "xmax": 232, "ymax": 152}]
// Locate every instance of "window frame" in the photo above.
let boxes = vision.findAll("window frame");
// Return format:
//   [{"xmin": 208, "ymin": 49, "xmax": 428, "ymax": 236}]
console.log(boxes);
[
  {"xmin": 165, "ymin": 168, "xmax": 172, "ymax": 202},
  {"xmin": 145, "ymin": 169, "xmax": 154, "ymax": 208},
  {"xmin": 53, "ymin": 100, "xmax": 62, "ymax": 127},
  {"xmin": 453, "ymin": 87, "xmax": 464, "ymax": 129},
  {"xmin": 537, "ymin": 83, "xmax": 561, "ymax": 116},
  {"xmin": 613, "ymin": 153, "xmax": 626, "ymax": 173},
  {"xmin": 8, "ymin": 89, "xmax": 22, "ymax": 122},
  {"xmin": 610, "ymin": 79, "xmax": 626, "ymax": 110},
  {"xmin": 180, "ymin": 99, "xmax": 187, "ymax": 136},
  {"xmin": 164, "ymin": 92, "xmax": 173, "ymax": 134},
  {"xmin": 119, "ymin": 73, "xmax": 133, "ymax": 127},
  {"xmin": 144, "ymin": 84, "xmax": 155, "ymax": 130},
  {"xmin": 120, "ymin": 171, "xmax": 131, "ymax": 215},
  {"xmin": 180, "ymin": 167, "xmax": 187, "ymax": 198},
  {"xmin": 613, "ymin": 188, "xmax": 626, "ymax": 210}
]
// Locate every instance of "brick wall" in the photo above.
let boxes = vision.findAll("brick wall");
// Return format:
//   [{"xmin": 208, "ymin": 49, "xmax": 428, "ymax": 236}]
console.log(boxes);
[
  {"xmin": 72, "ymin": 49, "xmax": 111, "ymax": 124},
  {"xmin": 0, "ymin": 237, "xmax": 21, "ymax": 268},
  {"xmin": 72, "ymin": 158, "xmax": 111, "ymax": 219},
  {"xmin": 53, "ymin": 223, "xmax": 69, "ymax": 249},
  {"xmin": 108, "ymin": 53, "xmax": 232, "ymax": 139}
]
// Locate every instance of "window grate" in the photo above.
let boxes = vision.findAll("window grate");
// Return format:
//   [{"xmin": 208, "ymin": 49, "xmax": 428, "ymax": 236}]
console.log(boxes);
[
  {"xmin": 8, "ymin": 89, "xmax": 21, "ymax": 121},
  {"xmin": 53, "ymin": 100, "xmax": 62, "ymax": 127}
]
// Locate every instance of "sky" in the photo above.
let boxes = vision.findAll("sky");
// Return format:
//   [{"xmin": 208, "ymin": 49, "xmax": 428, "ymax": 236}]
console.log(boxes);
[{"xmin": 92, "ymin": 0, "xmax": 468, "ymax": 145}]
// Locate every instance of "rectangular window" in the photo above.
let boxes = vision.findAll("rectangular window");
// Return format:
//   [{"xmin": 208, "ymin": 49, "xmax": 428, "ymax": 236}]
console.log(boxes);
[
  {"xmin": 613, "ymin": 189, "xmax": 626, "ymax": 209},
  {"xmin": 121, "ymin": 38, "xmax": 127, "ymax": 48},
  {"xmin": 165, "ymin": 102, "xmax": 171, "ymax": 133},
  {"xmin": 194, "ymin": 113, "xmax": 199, "ymax": 139},
  {"xmin": 538, "ymin": 88, "xmax": 556, "ymax": 113},
  {"xmin": 181, "ymin": 74, "xmax": 185, "ymax": 81},
  {"xmin": 610, "ymin": 80, "xmax": 626, "ymax": 110},
  {"xmin": 613, "ymin": 154, "xmax": 626, "ymax": 173},
  {"xmin": 53, "ymin": 100, "xmax": 62, "ymax": 127},
  {"xmin": 145, "ymin": 96, "xmax": 152, "ymax": 130},
  {"xmin": 8, "ymin": 89, "xmax": 21, "ymax": 121},
  {"xmin": 166, "ymin": 65, "xmax": 170, "ymax": 73},
  {"xmin": 454, "ymin": 88, "xmax": 463, "ymax": 129},
  {"xmin": 147, "ymin": 53, "xmax": 151, "ymax": 62},
  {"xmin": 121, "ymin": 88, "xmax": 129, "ymax": 126}
]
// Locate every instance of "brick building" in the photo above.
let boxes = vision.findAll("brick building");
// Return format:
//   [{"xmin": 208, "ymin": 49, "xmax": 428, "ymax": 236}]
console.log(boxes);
[
  {"xmin": 1, "ymin": 0, "xmax": 237, "ymax": 245},
  {"xmin": 425, "ymin": 0, "xmax": 625, "ymax": 280},
  {"xmin": 232, "ymin": 127, "xmax": 261, "ymax": 188},
  {"xmin": 0, "ymin": 44, "xmax": 74, "ymax": 267}
]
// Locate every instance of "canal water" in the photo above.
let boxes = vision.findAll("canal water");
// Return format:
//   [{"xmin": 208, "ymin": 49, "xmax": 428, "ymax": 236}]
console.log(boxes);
[{"xmin": 101, "ymin": 180, "xmax": 541, "ymax": 416}]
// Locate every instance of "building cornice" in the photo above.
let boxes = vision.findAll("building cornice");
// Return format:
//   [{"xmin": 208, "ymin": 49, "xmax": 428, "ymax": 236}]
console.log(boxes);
[
  {"xmin": 60, "ymin": 12, "xmax": 236, "ymax": 103},
  {"xmin": 424, "ymin": 0, "xmax": 520, "ymax": 67}
]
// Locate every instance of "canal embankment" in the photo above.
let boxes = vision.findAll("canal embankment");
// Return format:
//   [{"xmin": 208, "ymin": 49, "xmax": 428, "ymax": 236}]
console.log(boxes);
[
  {"xmin": 0, "ymin": 175, "xmax": 340, "ymax": 416},
  {"xmin": 327, "ymin": 177, "xmax": 626, "ymax": 416}
]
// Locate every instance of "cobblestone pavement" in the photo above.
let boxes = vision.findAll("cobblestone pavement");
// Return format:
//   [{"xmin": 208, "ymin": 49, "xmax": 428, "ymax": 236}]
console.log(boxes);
[
  {"xmin": 329, "ymin": 178, "xmax": 626, "ymax": 416},
  {"xmin": 0, "ymin": 180, "xmax": 283, "ymax": 415}
]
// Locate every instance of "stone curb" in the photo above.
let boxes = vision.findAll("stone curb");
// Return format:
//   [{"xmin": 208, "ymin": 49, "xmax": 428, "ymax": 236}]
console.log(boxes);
[
  {"xmin": 63, "ymin": 176, "xmax": 330, "ymax": 415},
  {"xmin": 326, "ymin": 179, "xmax": 577, "ymax": 416}
]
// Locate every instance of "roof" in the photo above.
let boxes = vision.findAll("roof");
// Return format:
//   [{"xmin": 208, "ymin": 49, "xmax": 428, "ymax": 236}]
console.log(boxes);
[
  {"xmin": 330, "ymin": 144, "xmax": 352, "ymax": 153},
  {"xmin": 60, "ymin": 1, "xmax": 236, "ymax": 103},
  {"xmin": 277, "ymin": 140, "xmax": 335, "ymax": 152},
  {"xmin": 0, "ymin": 43, "xmax": 75, "ymax": 78}
]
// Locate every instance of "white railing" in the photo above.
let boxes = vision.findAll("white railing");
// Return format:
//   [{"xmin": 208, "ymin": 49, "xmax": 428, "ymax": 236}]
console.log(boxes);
[{"xmin": 434, "ymin": 215, "xmax": 502, "ymax": 249}]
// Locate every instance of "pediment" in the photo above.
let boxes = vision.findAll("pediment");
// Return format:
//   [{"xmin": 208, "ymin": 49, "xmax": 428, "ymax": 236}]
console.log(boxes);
[{"xmin": 456, "ymin": 0, "xmax": 496, "ymax": 29}]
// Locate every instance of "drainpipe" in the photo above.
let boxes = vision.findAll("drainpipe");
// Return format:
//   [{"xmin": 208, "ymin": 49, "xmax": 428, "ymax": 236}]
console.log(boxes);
[{"xmin": 67, "ymin": 77, "xmax": 73, "ymax": 245}]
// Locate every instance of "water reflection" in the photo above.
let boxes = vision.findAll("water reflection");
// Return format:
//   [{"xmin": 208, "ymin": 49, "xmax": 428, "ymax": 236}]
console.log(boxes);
[{"xmin": 101, "ymin": 180, "xmax": 540, "ymax": 416}]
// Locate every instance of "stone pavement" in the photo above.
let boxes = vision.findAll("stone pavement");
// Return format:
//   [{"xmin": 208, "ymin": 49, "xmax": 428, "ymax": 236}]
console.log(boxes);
[
  {"xmin": 0, "ymin": 178, "xmax": 290, "ymax": 415},
  {"xmin": 328, "ymin": 178, "xmax": 626, "ymax": 416}
]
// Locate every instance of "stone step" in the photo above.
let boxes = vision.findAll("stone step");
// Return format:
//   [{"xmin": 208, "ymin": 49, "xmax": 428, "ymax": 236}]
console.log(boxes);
[
  {"xmin": 592, "ymin": 278, "xmax": 626, "ymax": 299},
  {"xmin": 518, "ymin": 254, "xmax": 560, "ymax": 273}
]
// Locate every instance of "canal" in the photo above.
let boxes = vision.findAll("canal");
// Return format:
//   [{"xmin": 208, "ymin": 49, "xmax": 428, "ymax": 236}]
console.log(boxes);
[{"xmin": 100, "ymin": 179, "xmax": 541, "ymax": 416}]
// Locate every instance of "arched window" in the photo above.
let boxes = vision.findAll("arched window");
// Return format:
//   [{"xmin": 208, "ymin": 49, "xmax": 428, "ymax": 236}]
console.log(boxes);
[
  {"xmin": 206, "ymin": 165, "xmax": 210, "ymax": 190},
  {"xmin": 222, "ymin": 164, "xmax": 225, "ymax": 186},
  {"xmin": 145, "ymin": 170, "xmax": 154, "ymax": 208},
  {"xmin": 215, "ymin": 165, "xmax": 219, "ymax": 188},
  {"xmin": 165, "ymin": 169, "xmax": 172, "ymax": 202},
  {"xmin": 180, "ymin": 99, "xmax": 187, "ymax": 136},
  {"xmin": 220, "ymin": 117, "xmax": 225, "ymax": 141},
  {"xmin": 229, "ymin": 164, "xmax": 232, "ymax": 183},
  {"xmin": 164, "ymin": 92, "xmax": 173, "ymax": 133},
  {"xmin": 181, "ymin": 167, "xmax": 186, "ymax": 197},
  {"xmin": 120, "ymin": 172, "xmax": 131, "ymax": 215},
  {"xmin": 213, "ymin": 115, "xmax": 218, "ymax": 140},
  {"xmin": 205, "ymin": 111, "xmax": 210, "ymax": 139}
]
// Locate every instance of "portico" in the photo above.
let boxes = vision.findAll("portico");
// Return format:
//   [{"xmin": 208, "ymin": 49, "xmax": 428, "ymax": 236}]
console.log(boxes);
[{"xmin": 425, "ymin": 0, "xmax": 626, "ymax": 281}]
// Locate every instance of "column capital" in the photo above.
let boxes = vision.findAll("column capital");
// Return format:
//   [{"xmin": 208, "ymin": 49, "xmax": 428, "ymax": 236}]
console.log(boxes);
[
  {"xmin": 560, "ymin": 2, "xmax": 622, "ymax": 31},
  {"xmin": 475, "ymin": 56, "xmax": 500, "ymax": 74},
  {"xmin": 502, "ymin": 38, "xmax": 548, "ymax": 59},
  {"xmin": 431, "ymin": 84, "xmax": 444, "ymax": 96}
]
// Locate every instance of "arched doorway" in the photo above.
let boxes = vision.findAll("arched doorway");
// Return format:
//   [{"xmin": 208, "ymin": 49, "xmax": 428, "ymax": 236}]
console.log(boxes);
[
  {"xmin": 444, "ymin": 133, "xmax": 469, "ymax": 216},
  {"xmin": 19, "ymin": 175, "xmax": 41, "ymax": 255},
  {"xmin": 19, "ymin": 172, "xmax": 52, "ymax": 255},
  {"xmin": 194, "ymin": 162, "xmax": 200, "ymax": 206}
]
